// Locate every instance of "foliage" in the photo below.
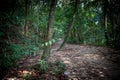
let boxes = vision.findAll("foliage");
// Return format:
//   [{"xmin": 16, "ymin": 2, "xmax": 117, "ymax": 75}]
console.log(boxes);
[
  {"xmin": 86, "ymin": 0, "xmax": 120, "ymax": 49},
  {"xmin": 53, "ymin": 61, "xmax": 66, "ymax": 76},
  {"xmin": 38, "ymin": 60, "xmax": 48, "ymax": 73},
  {"xmin": 0, "ymin": 1, "xmax": 120, "ymax": 78},
  {"xmin": 0, "ymin": 43, "xmax": 23, "ymax": 69},
  {"xmin": 62, "ymin": 2, "xmax": 106, "ymax": 46}
]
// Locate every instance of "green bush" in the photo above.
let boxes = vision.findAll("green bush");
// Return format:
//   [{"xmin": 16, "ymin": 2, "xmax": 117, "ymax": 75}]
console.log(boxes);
[
  {"xmin": 53, "ymin": 61, "xmax": 66, "ymax": 76},
  {"xmin": 38, "ymin": 60, "xmax": 48, "ymax": 73},
  {"xmin": 0, "ymin": 42, "xmax": 24, "ymax": 69}
]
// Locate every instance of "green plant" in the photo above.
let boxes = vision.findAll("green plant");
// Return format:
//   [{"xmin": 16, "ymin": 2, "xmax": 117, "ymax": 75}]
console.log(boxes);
[
  {"xmin": 0, "ymin": 42, "xmax": 24, "ymax": 69},
  {"xmin": 53, "ymin": 61, "xmax": 66, "ymax": 76},
  {"xmin": 38, "ymin": 60, "xmax": 48, "ymax": 73}
]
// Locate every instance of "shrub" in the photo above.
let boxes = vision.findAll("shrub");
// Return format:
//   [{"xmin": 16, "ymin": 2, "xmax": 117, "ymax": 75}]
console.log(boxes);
[
  {"xmin": 53, "ymin": 61, "xmax": 66, "ymax": 76},
  {"xmin": 38, "ymin": 60, "xmax": 48, "ymax": 73}
]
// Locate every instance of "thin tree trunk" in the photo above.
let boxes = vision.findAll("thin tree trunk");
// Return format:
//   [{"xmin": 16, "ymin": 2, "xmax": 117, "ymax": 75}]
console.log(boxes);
[
  {"xmin": 57, "ymin": 0, "xmax": 79, "ymax": 50},
  {"xmin": 24, "ymin": 0, "xmax": 28, "ymax": 35},
  {"xmin": 41, "ymin": 0, "xmax": 57, "ymax": 60},
  {"xmin": 103, "ymin": 0, "xmax": 109, "ymax": 45},
  {"xmin": 104, "ymin": 12, "xmax": 109, "ymax": 45}
]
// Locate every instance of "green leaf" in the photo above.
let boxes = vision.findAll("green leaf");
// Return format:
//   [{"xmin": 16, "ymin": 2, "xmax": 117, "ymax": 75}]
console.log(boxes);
[
  {"xmin": 45, "ymin": 42, "xmax": 48, "ymax": 46},
  {"xmin": 49, "ymin": 41, "xmax": 52, "ymax": 45}
]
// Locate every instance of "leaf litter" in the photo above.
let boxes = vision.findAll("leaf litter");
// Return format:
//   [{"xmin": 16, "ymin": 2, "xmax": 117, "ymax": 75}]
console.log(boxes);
[{"xmin": 3, "ymin": 40, "xmax": 120, "ymax": 80}]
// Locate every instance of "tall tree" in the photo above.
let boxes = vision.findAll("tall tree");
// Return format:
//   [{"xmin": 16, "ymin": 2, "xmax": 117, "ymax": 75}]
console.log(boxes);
[
  {"xmin": 57, "ymin": 0, "xmax": 79, "ymax": 50},
  {"xmin": 87, "ymin": 0, "xmax": 120, "ymax": 48},
  {"xmin": 103, "ymin": 0, "xmax": 109, "ymax": 45},
  {"xmin": 42, "ymin": 0, "xmax": 57, "ymax": 60},
  {"xmin": 24, "ymin": 0, "xmax": 29, "ymax": 35}
]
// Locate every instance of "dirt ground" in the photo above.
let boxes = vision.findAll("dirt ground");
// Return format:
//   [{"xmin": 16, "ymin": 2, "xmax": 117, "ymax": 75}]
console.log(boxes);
[
  {"xmin": 2, "ymin": 40, "xmax": 120, "ymax": 80},
  {"xmin": 50, "ymin": 43, "xmax": 120, "ymax": 80}
]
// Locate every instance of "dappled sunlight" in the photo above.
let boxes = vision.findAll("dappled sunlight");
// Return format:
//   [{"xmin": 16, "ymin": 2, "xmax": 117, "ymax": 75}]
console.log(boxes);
[
  {"xmin": 49, "ymin": 44, "xmax": 120, "ymax": 79},
  {"xmin": 0, "ymin": 0, "xmax": 120, "ymax": 79},
  {"xmin": 5, "ymin": 69, "xmax": 39, "ymax": 80},
  {"xmin": 3, "ymin": 43, "xmax": 120, "ymax": 80},
  {"xmin": 18, "ymin": 70, "xmax": 32, "ymax": 76},
  {"xmin": 83, "ymin": 53, "xmax": 105, "ymax": 61},
  {"xmin": 6, "ymin": 77, "xmax": 23, "ymax": 80}
]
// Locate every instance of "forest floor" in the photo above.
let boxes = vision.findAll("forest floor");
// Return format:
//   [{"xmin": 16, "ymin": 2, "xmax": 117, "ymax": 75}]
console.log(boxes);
[{"xmin": 3, "ymin": 40, "xmax": 120, "ymax": 80}]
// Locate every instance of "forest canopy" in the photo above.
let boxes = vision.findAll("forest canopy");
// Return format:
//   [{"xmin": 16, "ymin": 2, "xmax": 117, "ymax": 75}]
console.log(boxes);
[{"xmin": 0, "ymin": 0, "xmax": 120, "ymax": 79}]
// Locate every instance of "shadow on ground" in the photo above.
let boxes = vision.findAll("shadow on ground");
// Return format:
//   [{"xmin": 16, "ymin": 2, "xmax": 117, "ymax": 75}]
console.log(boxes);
[{"xmin": 1, "ymin": 42, "xmax": 120, "ymax": 80}]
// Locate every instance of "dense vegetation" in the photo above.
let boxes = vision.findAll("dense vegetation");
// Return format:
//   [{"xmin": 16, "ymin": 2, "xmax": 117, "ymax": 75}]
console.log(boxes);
[{"xmin": 0, "ymin": 0, "xmax": 120, "ymax": 79}]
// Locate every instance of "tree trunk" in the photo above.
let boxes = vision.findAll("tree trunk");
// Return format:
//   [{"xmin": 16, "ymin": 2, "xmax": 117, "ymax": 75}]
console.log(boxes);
[
  {"xmin": 103, "ymin": 0, "xmax": 109, "ymax": 45},
  {"xmin": 57, "ymin": 0, "xmax": 79, "ymax": 50},
  {"xmin": 24, "ymin": 0, "xmax": 28, "ymax": 35},
  {"xmin": 41, "ymin": 0, "xmax": 57, "ymax": 60}
]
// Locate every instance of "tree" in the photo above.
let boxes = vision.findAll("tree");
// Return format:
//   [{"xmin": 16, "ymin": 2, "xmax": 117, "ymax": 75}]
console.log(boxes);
[
  {"xmin": 103, "ymin": 0, "xmax": 109, "ymax": 45},
  {"xmin": 57, "ymin": 0, "xmax": 79, "ymax": 50},
  {"xmin": 41, "ymin": 0, "xmax": 57, "ymax": 60},
  {"xmin": 24, "ymin": 0, "xmax": 29, "ymax": 35},
  {"xmin": 87, "ymin": 0, "xmax": 120, "ymax": 49}
]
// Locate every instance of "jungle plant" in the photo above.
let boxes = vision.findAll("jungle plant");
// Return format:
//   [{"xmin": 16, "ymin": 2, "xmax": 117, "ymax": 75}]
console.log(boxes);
[
  {"xmin": 53, "ymin": 61, "xmax": 66, "ymax": 76},
  {"xmin": 38, "ymin": 60, "xmax": 48, "ymax": 73}
]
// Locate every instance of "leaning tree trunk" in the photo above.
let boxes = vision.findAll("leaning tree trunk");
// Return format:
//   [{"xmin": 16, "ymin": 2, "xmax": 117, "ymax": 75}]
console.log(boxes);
[
  {"xmin": 41, "ymin": 0, "xmax": 57, "ymax": 60},
  {"xmin": 57, "ymin": 0, "xmax": 79, "ymax": 51}
]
